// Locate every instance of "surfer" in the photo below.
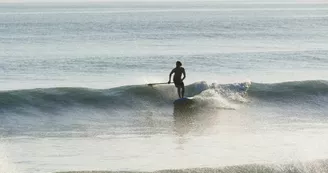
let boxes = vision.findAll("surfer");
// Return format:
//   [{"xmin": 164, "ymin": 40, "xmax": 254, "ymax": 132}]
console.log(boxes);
[{"xmin": 168, "ymin": 61, "xmax": 186, "ymax": 98}]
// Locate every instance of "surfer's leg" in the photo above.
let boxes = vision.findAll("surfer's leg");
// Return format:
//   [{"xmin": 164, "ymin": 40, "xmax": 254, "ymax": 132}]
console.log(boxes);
[
  {"xmin": 181, "ymin": 82, "xmax": 185, "ymax": 98},
  {"xmin": 177, "ymin": 87, "xmax": 181, "ymax": 98},
  {"xmin": 174, "ymin": 80, "xmax": 181, "ymax": 98}
]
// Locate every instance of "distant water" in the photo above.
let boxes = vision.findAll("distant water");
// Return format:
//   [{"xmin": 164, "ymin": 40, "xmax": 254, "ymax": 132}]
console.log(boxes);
[{"xmin": 1, "ymin": 1, "xmax": 328, "ymax": 173}]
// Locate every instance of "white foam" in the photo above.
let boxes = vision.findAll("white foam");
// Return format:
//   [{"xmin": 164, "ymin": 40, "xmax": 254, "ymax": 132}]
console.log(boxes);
[
  {"xmin": 193, "ymin": 89, "xmax": 239, "ymax": 110},
  {"xmin": 0, "ymin": 142, "xmax": 18, "ymax": 173}
]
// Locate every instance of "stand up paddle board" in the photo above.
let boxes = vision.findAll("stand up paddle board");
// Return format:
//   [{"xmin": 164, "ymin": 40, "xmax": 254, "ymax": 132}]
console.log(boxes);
[{"xmin": 173, "ymin": 97, "xmax": 194, "ymax": 105}]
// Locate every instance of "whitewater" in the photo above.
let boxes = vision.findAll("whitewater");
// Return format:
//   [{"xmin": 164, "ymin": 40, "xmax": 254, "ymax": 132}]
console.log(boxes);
[{"xmin": 1, "ymin": 1, "xmax": 328, "ymax": 173}]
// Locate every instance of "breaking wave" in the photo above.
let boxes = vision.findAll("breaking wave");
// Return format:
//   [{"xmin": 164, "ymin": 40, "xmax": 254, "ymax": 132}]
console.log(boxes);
[{"xmin": 0, "ymin": 80, "xmax": 327, "ymax": 112}]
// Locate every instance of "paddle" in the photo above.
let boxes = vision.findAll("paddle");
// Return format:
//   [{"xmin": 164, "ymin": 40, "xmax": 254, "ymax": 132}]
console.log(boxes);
[{"xmin": 147, "ymin": 82, "xmax": 169, "ymax": 87}]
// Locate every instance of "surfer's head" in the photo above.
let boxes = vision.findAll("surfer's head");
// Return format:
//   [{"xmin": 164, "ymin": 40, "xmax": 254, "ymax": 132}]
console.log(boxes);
[{"xmin": 176, "ymin": 61, "xmax": 182, "ymax": 67}]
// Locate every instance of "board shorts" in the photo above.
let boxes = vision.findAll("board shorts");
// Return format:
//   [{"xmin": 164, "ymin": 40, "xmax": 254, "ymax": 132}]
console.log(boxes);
[{"xmin": 173, "ymin": 78, "xmax": 184, "ymax": 88}]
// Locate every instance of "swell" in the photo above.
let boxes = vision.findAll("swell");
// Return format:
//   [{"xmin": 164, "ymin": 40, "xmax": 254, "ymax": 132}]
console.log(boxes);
[{"xmin": 0, "ymin": 80, "xmax": 327, "ymax": 111}]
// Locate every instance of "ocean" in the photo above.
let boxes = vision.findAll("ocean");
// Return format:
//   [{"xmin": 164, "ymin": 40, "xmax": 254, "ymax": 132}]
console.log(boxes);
[{"xmin": 1, "ymin": 1, "xmax": 328, "ymax": 173}]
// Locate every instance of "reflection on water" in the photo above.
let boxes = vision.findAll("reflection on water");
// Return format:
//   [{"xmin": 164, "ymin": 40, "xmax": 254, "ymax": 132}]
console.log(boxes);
[
  {"xmin": 172, "ymin": 102, "xmax": 258, "ymax": 140},
  {"xmin": 173, "ymin": 103, "xmax": 222, "ymax": 137}
]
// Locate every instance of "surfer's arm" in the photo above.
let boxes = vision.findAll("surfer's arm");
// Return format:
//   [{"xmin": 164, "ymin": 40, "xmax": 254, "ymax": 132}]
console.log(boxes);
[
  {"xmin": 168, "ymin": 69, "xmax": 174, "ymax": 83},
  {"xmin": 182, "ymin": 68, "xmax": 186, "ymax": 81}
]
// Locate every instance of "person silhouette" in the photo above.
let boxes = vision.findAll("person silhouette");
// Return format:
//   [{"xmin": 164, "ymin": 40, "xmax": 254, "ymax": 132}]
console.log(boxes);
[{"xmin": 168, "ymin": 61, "xmax": 186, "ymax": 98}]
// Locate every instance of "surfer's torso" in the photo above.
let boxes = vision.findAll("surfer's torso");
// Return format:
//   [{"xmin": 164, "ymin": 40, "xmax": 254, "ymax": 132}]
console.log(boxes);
[{"xmin": 173, "ymin": 67, "xmax": 185, "ymax": 81}]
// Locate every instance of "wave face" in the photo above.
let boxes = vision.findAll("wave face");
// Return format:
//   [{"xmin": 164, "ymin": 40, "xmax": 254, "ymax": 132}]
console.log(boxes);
[
  {"xmin": 248, "ymin": 80, "xmax": 328, "ymax": 100},
  {"xmin": 0, "ymin": 81, "xmax": 247, "ymax": 111},
  {"xmin": 0, "ymin": 85, "xmax": 170, "ymax": 111},
  {"xmin": 0, "ymin": 80, "xmax": 327, "ymax": 112}
]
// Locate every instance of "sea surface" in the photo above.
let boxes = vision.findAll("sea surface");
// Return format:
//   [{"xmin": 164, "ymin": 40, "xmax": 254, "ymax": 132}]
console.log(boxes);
[{"xmin": 1, "ymin": 1, "xmax": 328, "ymax": 173}]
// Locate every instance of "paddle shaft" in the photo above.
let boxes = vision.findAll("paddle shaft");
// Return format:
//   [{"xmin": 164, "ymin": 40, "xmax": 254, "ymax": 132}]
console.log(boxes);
[{"xmin": 147, "ymin": 82, "xmax": 169, "ymax": 86}]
